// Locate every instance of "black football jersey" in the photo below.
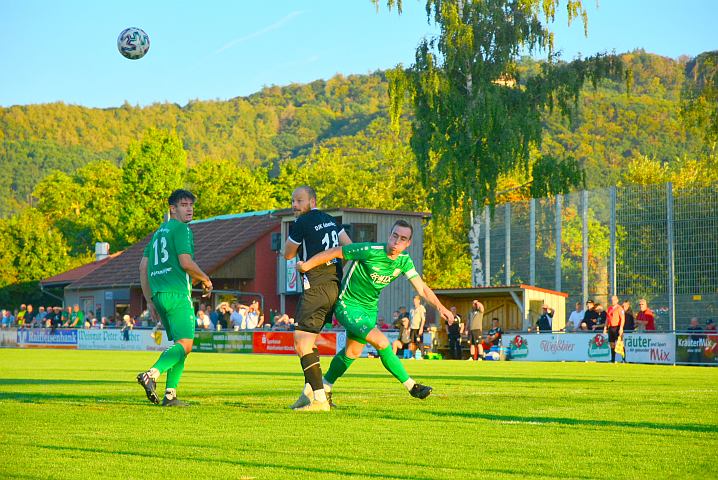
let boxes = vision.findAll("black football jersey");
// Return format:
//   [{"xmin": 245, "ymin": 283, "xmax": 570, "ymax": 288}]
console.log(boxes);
[{"xmin": 288, "ymin": 209, "xmax": 344, "ymax": 286}]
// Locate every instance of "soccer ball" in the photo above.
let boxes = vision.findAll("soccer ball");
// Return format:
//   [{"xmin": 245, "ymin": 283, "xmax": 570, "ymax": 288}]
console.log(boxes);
[{"xmin": 117, "ymin": 27, "xmax": 150, "ymax": 60}]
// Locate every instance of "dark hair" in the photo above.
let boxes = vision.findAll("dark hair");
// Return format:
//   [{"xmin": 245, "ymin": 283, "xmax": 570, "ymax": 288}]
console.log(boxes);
[
  {"xmin": 168, "ymin": 189, "xmax": 196, "ymax": 206},
  {"xmin": 296, "ymin": 185, "xmax": 317, "ymax": 201},
  {"xmin": 391, "ymin": 219, "xmax": 413, "ymax": 239}
]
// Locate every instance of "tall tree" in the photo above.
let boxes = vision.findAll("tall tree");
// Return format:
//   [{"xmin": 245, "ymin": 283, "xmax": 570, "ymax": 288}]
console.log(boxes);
[
  {"xmin": 117, "ymin": 129, "xmax": 186, "ymax": 248},
  {"xmin": 380, "ymin": 0, "xmax": 623, "ymax": 285}
]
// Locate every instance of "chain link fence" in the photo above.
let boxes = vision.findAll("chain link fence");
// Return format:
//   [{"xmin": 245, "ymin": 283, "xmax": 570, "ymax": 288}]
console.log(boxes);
[{"xmin": 474, "ymin": 182, "xmax": 718, "ymax": 330}]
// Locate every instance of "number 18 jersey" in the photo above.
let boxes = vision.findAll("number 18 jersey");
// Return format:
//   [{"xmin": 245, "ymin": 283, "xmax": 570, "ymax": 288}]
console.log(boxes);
[
  {"xmin": 142, "ymin": 219, "xmax": 195, "ymax": 296},
  {"xmin": 288, "ymin": 209, "xmax": 344, "ymax": 286}
]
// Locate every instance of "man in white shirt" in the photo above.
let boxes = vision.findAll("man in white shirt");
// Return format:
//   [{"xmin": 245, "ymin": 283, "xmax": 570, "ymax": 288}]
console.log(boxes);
[{"xmin": 567, "ymin": 302, "xmax": 585, "ymax": 331}]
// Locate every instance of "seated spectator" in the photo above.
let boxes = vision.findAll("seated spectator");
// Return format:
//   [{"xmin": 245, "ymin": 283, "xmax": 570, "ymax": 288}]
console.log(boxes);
[
  {"xmin": 61, "ymin": 306, "xmax": 73, "ymax": 327},
  {"xmin": 480, "ymin": 318, "xmax": 503, "ymax": 354},
  {"xmin": 35, "ymin": 306, "xmax": 47, "ymax": 328},
  {"xmin": 25, "ymin": 305, "xmax": 37, "ymax": 328},
  {"xmin": 197, "ymin": 308, "xmax": 212, "ymax": 330},
  {"xmin": 392, "ymin": 317, "xmax": 413, "ymax": 359},
  {"xmin": 377, "ymin": 316, "xmax": 390, "ymax": 331},
  {"xmin": 216, "ymin": 302, "xmax": 231, "ymax": 330},
  {"xmin": 594, "ymin": 303, "xmax": 607, "ymax": 331},
  {"xmin": 272, "ymin": 314, "xmax": 294, "ymax": 330},
  {"xmin": 230, "ymin": 303, "xmax": 246, "ymax": 330},
  {"xmin": 391, "ymin": 310, "xmax": 401, "ymax": 329}
]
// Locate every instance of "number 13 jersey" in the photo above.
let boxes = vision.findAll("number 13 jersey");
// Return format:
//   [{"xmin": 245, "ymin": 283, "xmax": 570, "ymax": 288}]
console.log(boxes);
[
  {"xmin": 142, "ymin": 218, "xmax": 194, "ymax": 296},
  {"xmin": 288, "ymin": 209, "xmax": 344, "ymax": 287}
]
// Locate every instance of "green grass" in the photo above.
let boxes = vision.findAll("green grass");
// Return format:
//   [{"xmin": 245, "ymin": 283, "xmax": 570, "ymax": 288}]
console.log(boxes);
[{"xmin": 0, "ymin": 350, "xmax": 716, "ymax": 480}]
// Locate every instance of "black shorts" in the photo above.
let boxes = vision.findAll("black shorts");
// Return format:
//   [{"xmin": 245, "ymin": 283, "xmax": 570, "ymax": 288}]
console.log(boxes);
[
  {"xmin": 295, "ymin": 281, "xmax": 339, "ymax": 334},
  {"xmin": 469, "ymin": 329, "xmax": 482, "ymax": 345},
  {"xmin": 608, "ymin": 326, "xmax": 621, "ymax": 343},
  {"xmin": 410, "ymin": 328, "xmax": 422, "ymax": 344}
]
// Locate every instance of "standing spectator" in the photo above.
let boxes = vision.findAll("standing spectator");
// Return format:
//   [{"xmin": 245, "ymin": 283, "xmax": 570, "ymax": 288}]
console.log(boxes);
[
  {"xmin": 216, "ymin": 303, "xmax": 231, "ymax": 331},
  {"xmin": 467, "ymin": 300, "xmax": 485, "ymax": 361},
  {"xmin": 230, "ymin": 303, "xmax": 245, "ymax": 330},
  {"xmin": 245, "ymin": 301, "xmax": 261, "ymax": 329},
  {"xmin": 583, "ymin": 300, "xmax": 599, "ymax": 331},
  {"xmin": 69, "ymin": 304, "xmax": 84, "ymax": 328},
  {"xmin": 635, "ymin": 299, "xmax": 656, "ymax": 331},
  {"xmin": 604, "ymin": 295, "xmax": 625, "ymax": 363},
  {"xmin": 26, "ymin": 305, "xmax": 38, "ymax": 328},
  {"xmin": 446, "ymin": 306, "xmax": 463, "ymax": 360},
  {"xmin": 622, "ymin": 300, "xmax": 635, "ymax": 332},
  {"xmin": 121, "ymin": 314, "xmax": 134, "ymax": 341},
  {"xmin": 136, "ymin": 189, "xmax": 213, "ymax": 407},
  {"xmin": 536, "ymin": 304, "xmax": 553, "ymax": 332},
  {"xmin": 1, "ymin": 310, "xmax": 12, "ymax": 328},
  {"xmin": 392, "ymin": 316, "xmax": 413, "ymax": 359},
  {"xmin": 16, "ymin": 304, "xmax": 27, "ymax": 328},
  {"xmin": 567, "ymin": 302, "xmax": 585, "ymax": 332},
  {"xmin": 409, "ymin": 295, "xmax": 426, "ymax": 349}
]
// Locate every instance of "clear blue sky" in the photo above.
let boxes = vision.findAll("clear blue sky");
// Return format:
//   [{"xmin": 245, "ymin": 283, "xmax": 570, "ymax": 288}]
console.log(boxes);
[{"xmin": 1, "ymin": 1, "xmax": 715, "ymax": 108}]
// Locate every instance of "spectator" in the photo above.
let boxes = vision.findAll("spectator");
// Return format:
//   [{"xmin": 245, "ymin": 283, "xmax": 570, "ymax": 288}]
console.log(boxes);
[
  {"xmin": 121, "ymin": 314, "xmax": 134, "ymax": 341},
  {"xmin": 230, "ymin": 303, "xmax": 245, "ymax": 330},
  {"xmin": 467, "ymin": 300, "xmax": 485, "ymax": 361},
  {"xmin": 245, "ymin": 300, "xmax": 260, "ymax": 329},
  {"xmin": 622, "ymin": 300, "xmax": 635, "ymax": 332},
  {"xmin": 536, "ymin": 304, "xmax": 553, "ymax": 332},
  {"xmin": 25, "ymin": 305, "xmax": 37, "ymax": 328},
  {"xmin": 594, "ymin": 303, "xmax": 607, "ymax": 331},
  {"xmin": 604, "ymin": 295, "xmax": 625, "ymax": 363},
  {"xmin": 583, "ymin": 300, "xmax": 599, "ymax": 330},
  {"xmin": 635, "ymin": 299, "xmax": 656, "ymax": 331},
  {"xmin": 409, "ymin": 296, "xmax": 427, "ymax": 346},
  {"xmin": 197, "ymin": 308, "xmax": 211, "ymax": 330},
  {"xmin": 480, "ymin": 318, "xmax": 503, "ymax": 355},
  {"xmin": 566, "ymin": 302, "xmax": 585, "ymax": 332},
  {"xmin": 61, "ymin": 306, "xmax": 72, "ymax": 327},
  {"xmin": 446, "ymin": 307, "xmax": 462, "ymax": 360},
  {"xmin": 35, "ymin": 306, "xmax": 47, "ymax": 328},
  {"xmin": 687, "ymin": 317, "xmax": 703, "ymax": 363},
  {"xmin": 392, "ymin": 316, "xmax": 413, "ymax": 359},
  {"xmin": 397, "ymin": 306, "xmax": 410, "ymax": 325},
  {"xmin": 1, "ymin": 310, "xmax": 12, "ymax": 328},
  {"xmin": 391, "ymin": 310, "xmax": 401, "ymax": 329},
  {"xmin": 272, "ymin": 314, "xmax": 294, "ymax": 330},
  {"xmin": 377, "ymin": 316, "xmax": 390, "ymax": 331},
  {"xmin": 69, "ymin": 304, "xmax": 84, "ymax": 328},
  {"xmin": 16, "ymin": 304, "xmax": 27, "ymax": 328},
  {"xmin": 216, "ymin": 302, "xmax": 231, "ymax": 330},
  {"xmin": 706, "ymin": 319, "xmax": 716, "ymax": 333}
]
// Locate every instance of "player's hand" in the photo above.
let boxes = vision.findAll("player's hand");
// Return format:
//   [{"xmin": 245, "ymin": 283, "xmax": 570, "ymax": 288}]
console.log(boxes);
[
  {"xmin": 296, "ymin": 261, "xmax": 307, "ymax": 273},
  {"xmin": 439, "ymin": 307, "xmax": 454, "ymax": 323},
  {"xmin": 201, "ymin": 279, "xmax": 213, "ymax": 298}
]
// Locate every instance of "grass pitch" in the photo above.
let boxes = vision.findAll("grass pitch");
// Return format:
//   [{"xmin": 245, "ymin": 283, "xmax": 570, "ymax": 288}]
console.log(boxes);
[{"xmin": 0, "ymin": 349, "xmax": 716, "ymax": 480}]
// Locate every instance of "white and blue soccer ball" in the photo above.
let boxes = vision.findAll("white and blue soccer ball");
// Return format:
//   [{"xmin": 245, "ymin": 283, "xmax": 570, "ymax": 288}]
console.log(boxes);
[{"xmin": 117, "ymin": 27, "xmax": 150, "ymax": 60}]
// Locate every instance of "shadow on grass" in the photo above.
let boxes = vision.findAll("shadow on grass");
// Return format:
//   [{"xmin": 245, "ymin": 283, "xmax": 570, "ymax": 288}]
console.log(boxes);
[
  {"xmin": 0, "ymin": 378, "xmax": 126, "ymax": 386},
  {"xmin": 0, "ymin": 391, "xmax": 135, "ymax": 404},
  {"xmin": 415, "ymin": 410, "xmax": 718, "ymax": 434},
  {"xmin": 31, "ymin": 444, "xmax": 440, "ymax": 480}
]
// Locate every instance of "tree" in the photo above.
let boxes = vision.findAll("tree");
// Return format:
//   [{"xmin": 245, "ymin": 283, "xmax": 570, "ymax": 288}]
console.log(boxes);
[
  {"xmin": 681, "ymin": 51, "xmax": 718, "ymax": 154},
  {"xmin": 380, "ymin": 0, "xmax": 623, "ymax": 285},
  {"xmin": 116, "ymin": 129, "xmax": 186, "ymax": 248}
]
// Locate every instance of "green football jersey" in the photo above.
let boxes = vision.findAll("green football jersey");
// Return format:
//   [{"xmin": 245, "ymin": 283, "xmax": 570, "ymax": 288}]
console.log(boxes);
[
  {"xmin": 143, "ymin": 219, "xmax": 194, "ymax": 296},
  {"xmin": 339, "ymin": 242, "xmax": 419, "ymax": 311}
]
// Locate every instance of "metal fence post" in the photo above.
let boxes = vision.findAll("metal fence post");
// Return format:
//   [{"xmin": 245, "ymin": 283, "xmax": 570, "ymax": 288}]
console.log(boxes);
[
  {"xmin": 609, "ymin": 186, "xmax": 617, "ymax": 297},
  {"xmin": 555, "ymin": 194, "xmax": 562, "ymax": 292},
  {"xmin": 484, "ymin": 205, "xmax": 491, "ymax": 287},
  {"xmin": 505, "ymin": 203, "xmax": 511, "ymax": 285},
  {"xmin": 582, "ymin": 190, "xmax": 589, "ymax": 305},
  {"xmin": 667, "ymin": 182, "xmax": 676, "ymax": 331},
  {"xmin": 529, "ymin": 198, "xmax": 536, "ymax": 286}
]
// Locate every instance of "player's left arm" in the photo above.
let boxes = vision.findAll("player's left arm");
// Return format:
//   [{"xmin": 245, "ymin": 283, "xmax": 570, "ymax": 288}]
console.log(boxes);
[
  {"xmin": 408, "ymin": 275, "xmax": 454, "ymax": 323},
  {"xmin": 338, "ymin": 229, "xmax": 352, "ymax": 246},
  {"xmin": 297, "ymin": 246, "xmax": 344, "ymax": 273}
]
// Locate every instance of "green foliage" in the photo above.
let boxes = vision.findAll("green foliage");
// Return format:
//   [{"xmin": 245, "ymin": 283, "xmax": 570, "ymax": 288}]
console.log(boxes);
[
  {"xmin": 386, "ymin": 0, "xmax": 623, "ymax": 220},
  {"xmin": 681, "ymin": 50, "xmax": 718, "ymax": 153},
  {"xmin": 187, "ymin": 159, "xmax": 277, "ymax": 218},
  {"xmin": 117, "ymin": 129, "xmax": 187, "ymax": 248}
]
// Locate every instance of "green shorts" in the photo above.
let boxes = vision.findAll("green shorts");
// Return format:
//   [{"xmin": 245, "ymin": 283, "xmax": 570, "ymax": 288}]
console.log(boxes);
[
  {"xmin": 153, "ymin": 292, "xmax": 195, "ymax": 342},
  {"xmin": 334, "ymin": 299, "xmax": 377, "ymax": 344}
]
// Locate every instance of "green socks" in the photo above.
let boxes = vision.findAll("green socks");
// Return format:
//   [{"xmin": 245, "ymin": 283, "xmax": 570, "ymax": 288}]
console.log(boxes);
[
  {"xmin": 324, "ymin": 348, "xmax": 355, "ymax": 385},
  {"xmin": 165, "ymin": 353, "xmax": 186, "ymax": 390},
  {"xmin": 152, "ymin": 343, "xmax": 186, "ymax": 375},
  {"xmin": 378, "ymin": 346, "xmax": 410, "ymax": 383}
]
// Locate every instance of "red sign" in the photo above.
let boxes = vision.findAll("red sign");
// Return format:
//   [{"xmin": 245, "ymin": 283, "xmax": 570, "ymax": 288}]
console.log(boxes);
[{"xmin": 252, "ymin": 331, "xmax": 337, "ymax": 355}]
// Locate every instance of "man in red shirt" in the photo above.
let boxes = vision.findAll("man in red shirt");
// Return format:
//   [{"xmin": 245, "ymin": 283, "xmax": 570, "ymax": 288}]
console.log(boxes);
[
  {"xmin": 635, "ymin": 299, "xmax": 656, "ymax": 331},
  {"xmin": 604, "ymin": 295, "xmax": 625, "ymax": 363}
]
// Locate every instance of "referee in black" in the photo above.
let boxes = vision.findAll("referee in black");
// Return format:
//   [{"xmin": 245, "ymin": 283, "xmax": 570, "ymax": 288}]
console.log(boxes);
[{"xmin": 284, "ymin": 186, "xmax": 351, "ymax": 411}]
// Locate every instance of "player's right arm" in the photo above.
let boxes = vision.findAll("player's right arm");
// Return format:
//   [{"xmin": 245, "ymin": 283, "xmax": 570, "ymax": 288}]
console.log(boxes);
[
  {"xmin": 297, "ymin": 246, "xmax": 344, "ymax": 273},
  {"xmin": 139, "ymin": 256, "xmax": 159, "ymax": 322}
]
